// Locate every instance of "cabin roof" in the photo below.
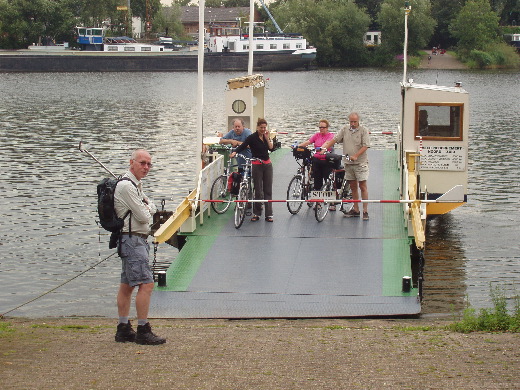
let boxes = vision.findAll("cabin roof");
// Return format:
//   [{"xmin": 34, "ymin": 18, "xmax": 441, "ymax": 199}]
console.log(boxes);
[{"xmin": 402, "ymin": 82, "xmax": 468, "ymax": 94}]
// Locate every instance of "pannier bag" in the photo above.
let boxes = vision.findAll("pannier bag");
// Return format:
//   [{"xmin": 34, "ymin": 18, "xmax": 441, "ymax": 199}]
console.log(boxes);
[
  {"xmin": 325, "ymin": 153, "xmax": 342, "ymax": 169},
  {"xmin": 227, "ymin": 172, "xmax": 242, "ymax": 195}
]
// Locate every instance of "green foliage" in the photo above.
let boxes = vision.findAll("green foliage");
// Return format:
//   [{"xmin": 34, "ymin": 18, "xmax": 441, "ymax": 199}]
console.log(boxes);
[
  {"xmin": 449, "ymin": 0, "xmax": 501, "ymax": 53},
  {"xmin": 500, "ymin": 26, "xmax": 520, "ymax": 35},
  {"xmin": 448, "ymin": 284, "xmax": 520, "ymax": 333},
  {"xmin": 468, "ymin": 49, "xmax": 494, "ymax": 68},
  {"xmin": 460, "ymin": 42, "xmax": 519, "ymax": 68},
  {"xmin": 153, "ymin": 4, "xmax": 189, "ymax": 39},
  {"xmin": 0, "ymin": 321, "xmax": 15, "ymax": 336},
  {"xmin": 270, "ymin": 0, "xmax": 371, "ymax": 67},
  {"xmin": 132, "ymin": 0, "xmax": 162, "ymax": 22},
  {"xmin": 0, "ymin": 0, "xmax": 76, "ymax": 49},
  {"xmin": 430, "ymin": 0, "xmax": 464, "ymax": 49},
  {"xmin": 377, "ymin": 0, "xmax": 436, "ymax": 56}
]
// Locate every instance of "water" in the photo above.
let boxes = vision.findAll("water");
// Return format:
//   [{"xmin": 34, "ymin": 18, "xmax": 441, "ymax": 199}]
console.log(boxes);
[{"xmin": 1, "ymin": 68, "xmax": 518, "ymax": 317}]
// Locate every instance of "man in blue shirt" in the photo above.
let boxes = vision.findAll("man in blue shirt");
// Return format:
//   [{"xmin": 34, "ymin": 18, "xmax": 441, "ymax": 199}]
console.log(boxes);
[{"xmin": 219, "ymin": 118, "xmax": 252, "ymax": 170}]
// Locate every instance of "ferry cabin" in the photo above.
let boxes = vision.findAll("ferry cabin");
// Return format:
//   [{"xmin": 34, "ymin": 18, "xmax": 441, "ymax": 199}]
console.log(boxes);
[{"xmin": 399, "ymin": 81, "xmax": 469, "ymax": 217}]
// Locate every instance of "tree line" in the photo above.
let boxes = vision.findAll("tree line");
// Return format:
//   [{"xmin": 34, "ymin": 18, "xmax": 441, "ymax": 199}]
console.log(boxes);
[{"xmin": 0, "ymin": 0, "xmax": 518, "ymax": 68}]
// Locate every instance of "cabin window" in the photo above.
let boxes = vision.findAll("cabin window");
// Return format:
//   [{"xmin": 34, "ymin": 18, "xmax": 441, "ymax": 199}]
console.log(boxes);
[
  {"xmin": 270, "ymin": 44, "xmax": 277, "ymax": 50},
  {"xmin": 415, "ymin": 103, "xmax": 463, "ymax": 140},
  {"xmin": 141, "ymin": 47, "xmax": 151, "ymax": 51},
  {"xmin": 243, "ymin": 44, "xmax": 249, "ymax": 50},
  {"xmin": 296, "ymin": 43, "xmax": 302, "ymax": 49},
  {"xmin": 124, "ymin": 46, "xmax": 136, "ymax": 51},
  {"xmin": 256, "ymin": 44, "xmax": 264, "ymax": 50},
  {"xmin": 107, "ymin": 46, "xmax": 119, "ymax": 51},
  {"xmin": 283, "ymin": 43, "xmax": 290, "ymax": 49}
]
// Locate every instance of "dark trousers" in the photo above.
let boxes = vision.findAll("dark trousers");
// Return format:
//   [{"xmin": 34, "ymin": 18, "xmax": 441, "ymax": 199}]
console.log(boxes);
[
  {"xmin": 312, "ymin": 158, "xmax": 332, "ymax": 190},
  {"xmin": 252, "ymin": 162, "xmax": 273, "ymax": 217}
]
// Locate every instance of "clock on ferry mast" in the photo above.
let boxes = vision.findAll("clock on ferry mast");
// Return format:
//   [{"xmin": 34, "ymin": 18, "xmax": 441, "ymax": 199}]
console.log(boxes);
[{"xmin": 231, "ymin": 99, "xmax": 246, "ymax": 114}]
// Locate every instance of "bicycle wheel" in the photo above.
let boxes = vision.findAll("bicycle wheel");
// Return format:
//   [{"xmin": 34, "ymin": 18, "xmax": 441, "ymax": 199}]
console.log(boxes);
[
  {"xmin": 210, "ymin": 175, "xmax": 232, "ymax": 214},
  {"xmin": 234, "ymin": 184, "xmax": 248, "ymax": 229},
  {"xmin": 287, "ymin": 175, "xmax": 303, "ymax": 214},
  {"xmin": 315, "ymin": 182, "xmax": 332, "ymax": 222}
]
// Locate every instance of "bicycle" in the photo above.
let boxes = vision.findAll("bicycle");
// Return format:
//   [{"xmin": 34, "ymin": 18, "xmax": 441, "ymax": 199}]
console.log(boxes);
[
  {"xmin": 312, "ymin": 153, "xmax": 353, "ymax": 222},
  {"xmin": 234, "ymin": 154, "xmax": 264, "ymax": 229},
  {"xmin": 287, "ymin": 146, "xmax": 315, "ymax": 214},
  {"xmin": 209, "ymin": 146, "xmax": 241, "ymax": 214}
]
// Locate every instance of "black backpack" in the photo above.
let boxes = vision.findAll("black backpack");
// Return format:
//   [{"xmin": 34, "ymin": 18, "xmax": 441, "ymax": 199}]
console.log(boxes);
[{"xmin": 97, "ymin": 177, "xmax": 136, "ymax": 233}]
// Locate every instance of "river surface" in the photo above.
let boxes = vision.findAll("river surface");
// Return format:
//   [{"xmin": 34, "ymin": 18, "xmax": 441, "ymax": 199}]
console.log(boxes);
[{"xmin": 1, "ymin": 68, "xmax": 519, "ymax": 318}]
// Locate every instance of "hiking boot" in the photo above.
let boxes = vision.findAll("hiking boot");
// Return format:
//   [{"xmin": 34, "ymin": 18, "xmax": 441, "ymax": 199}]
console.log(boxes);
[
  {"xmin": 343, "ymin": 209, "xmax": 360, "ymax": 217},
  {"xmin": 135, "ymin": 323, "xmax": 166, "ymax": 345},
  {"xmin": 363, "ymin": 212, "xmax": 369, "ymax": 220},
  {"xmin": 115, "ymin": 321, "xmax": 136, "ymax": 343}
]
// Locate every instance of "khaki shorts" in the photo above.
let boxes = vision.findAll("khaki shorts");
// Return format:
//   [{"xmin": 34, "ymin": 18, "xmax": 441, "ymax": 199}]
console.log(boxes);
[
  {"xmin": 120, "ymin": 235, "xmax": 154, "ymax": 287},
  {"xmin": 344, "ymin": 163, "xmax": 369, "ymax": 182}
]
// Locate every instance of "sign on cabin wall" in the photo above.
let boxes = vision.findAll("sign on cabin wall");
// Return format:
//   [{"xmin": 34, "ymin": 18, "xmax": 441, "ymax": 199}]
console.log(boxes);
[{"xmin": 420, "ymin": 146, "xmax": 466, "ymax": 171}]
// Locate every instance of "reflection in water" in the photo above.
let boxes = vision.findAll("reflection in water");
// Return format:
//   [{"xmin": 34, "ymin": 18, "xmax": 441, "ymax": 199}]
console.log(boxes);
[
  {"xmin": 422, "ymin": 214, "xmax": 467, "ymax": 315},
  {"xmin": 0, "ymin": 69, "xmax": 519, "ymax": 317}
]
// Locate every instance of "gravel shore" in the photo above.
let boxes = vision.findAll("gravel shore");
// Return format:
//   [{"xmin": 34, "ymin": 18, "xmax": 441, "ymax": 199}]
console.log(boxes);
[{"xmin": 1, "ymin": 317, "xmax": 518, "ymax": 389}]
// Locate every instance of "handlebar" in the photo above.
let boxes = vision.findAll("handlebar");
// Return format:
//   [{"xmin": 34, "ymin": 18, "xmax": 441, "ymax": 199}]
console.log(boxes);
[
  {"xmin": 321, "ymin": 151, "xmax": 351, "ymax": 161},
  {"xmin": 234, "ymin": 154, "xmax": 266, "ymax": 164}
]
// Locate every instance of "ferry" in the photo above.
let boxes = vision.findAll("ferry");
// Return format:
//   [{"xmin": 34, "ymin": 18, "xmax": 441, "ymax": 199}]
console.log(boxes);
[{"xmin": 144, "ymin": 3, "xmax": 469, "ymax": 319}]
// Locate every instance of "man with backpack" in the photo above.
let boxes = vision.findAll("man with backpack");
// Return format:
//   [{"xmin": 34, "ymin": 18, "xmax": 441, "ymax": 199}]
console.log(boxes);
[{"xmin": 113, "ymin": 149, "xmax": 166, "ymax": 345}]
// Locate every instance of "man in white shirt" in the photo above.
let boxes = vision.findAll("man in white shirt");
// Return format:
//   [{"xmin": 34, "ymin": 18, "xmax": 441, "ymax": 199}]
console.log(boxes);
[
  {"xmin": 321, "ymin": 112, "xmax": 371, "ymax": 220},
  {"xmin": 113, "ymin": 149, "xmax": 166, "ymax": 345}
]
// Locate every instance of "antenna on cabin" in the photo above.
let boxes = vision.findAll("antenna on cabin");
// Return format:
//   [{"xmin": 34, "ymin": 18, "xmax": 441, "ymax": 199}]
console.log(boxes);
[{"xmin": 403, "ymin": 1, "xmax": 411, "ymax": 85}]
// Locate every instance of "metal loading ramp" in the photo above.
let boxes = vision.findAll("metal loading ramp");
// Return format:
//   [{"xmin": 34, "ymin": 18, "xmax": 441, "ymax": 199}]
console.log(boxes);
[{"xmin": 149, "ymin": 148, "xmax": 421, "ymax": 318}]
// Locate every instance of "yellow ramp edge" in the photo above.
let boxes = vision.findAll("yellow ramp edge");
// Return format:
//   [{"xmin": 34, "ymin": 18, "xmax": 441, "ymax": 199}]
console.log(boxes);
[{"xmin": 153, "ymin": 189, "xmax": 197, "ymax": 244}]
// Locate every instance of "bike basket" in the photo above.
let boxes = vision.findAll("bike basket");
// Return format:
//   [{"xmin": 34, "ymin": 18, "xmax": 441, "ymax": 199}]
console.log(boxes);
[
  {"xmin": 326, "ymin": 153, "xmax": 342, "ymax": 169},
  {"xmin": 292, "ymin": 147, "xmax": 311, "ymax": 160}
]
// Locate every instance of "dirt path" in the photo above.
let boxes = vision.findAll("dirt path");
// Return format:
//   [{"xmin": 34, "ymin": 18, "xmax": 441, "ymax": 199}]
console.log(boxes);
[
  {"xmin": 1, "ymin": 317, "xmax": 519, "ymax": 389},
  {"xmin": 419, "ymin": 50, "xmax": 467, "ymax": 70}
]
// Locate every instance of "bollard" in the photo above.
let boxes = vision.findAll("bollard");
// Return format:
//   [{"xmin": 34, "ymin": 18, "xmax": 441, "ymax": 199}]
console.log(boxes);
[
  {"xmin": 402, "ymin": 276, "xmax": 411, "ymax": 293},
  {"xmin": 158, "ymin": 271, "xmax": 167, "ymax": 287}
]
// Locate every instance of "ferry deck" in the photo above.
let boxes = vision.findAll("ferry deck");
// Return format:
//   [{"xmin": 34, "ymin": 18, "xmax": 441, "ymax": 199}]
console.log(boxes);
[{"xmin": 149, "ymin": 147, "xmax": 421, "ymax": 318}]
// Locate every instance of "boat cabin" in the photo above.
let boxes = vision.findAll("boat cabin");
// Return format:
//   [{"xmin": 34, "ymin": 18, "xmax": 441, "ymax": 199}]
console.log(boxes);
[
  {"xmin": 206, "ymin": 25, "xmax": 309, "ymax": 54},
  {"xmin": 399, "ymin": 81, "xmax": 469, "ymax": 216}
]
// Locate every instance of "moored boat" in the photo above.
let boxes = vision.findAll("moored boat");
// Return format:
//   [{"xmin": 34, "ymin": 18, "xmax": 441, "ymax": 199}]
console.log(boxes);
[{"xmin": 0, "ymin": 25, "xmax": 315, "ymax": 72}]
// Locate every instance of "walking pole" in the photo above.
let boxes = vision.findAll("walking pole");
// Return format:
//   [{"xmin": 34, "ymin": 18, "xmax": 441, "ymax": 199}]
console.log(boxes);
[{"xmin": 78, "ymin": 141, "xmax": 118, "ymax": 179}]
